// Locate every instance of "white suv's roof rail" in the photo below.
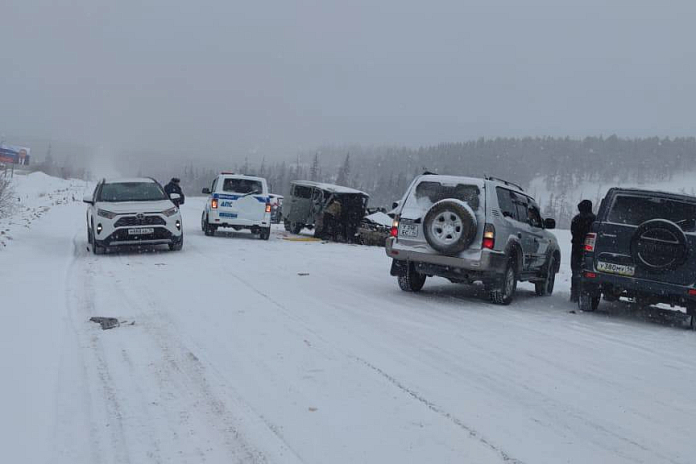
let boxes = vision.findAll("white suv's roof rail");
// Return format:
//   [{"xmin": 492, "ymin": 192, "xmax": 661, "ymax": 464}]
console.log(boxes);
[{"xmin": 485, "ymin": 175, "xmax": 524, "ymax": 192}]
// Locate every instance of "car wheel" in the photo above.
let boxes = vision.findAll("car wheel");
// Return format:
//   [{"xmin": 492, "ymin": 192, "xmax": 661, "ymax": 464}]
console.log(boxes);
[
  {"xmin": 91, "ymin": 229, "xmax": 104, "ymax": 255},
  {"xmin": 397, "ymin": 262, "xmax": 426, "ymax": 292},
  {"xmin": 291, "ymin": 222, "xmax": 303, "ymax": 234},
  {"xmin": 490, "ymin": 259, "xmax": 517, "ymax": 305},
  {"xmin": 535, "ymin": 256, "xmax": 556, "ymax": 296},
  {"xmin": 259, "ymin": 227, "xmax": 271, "ymax": 241},
  {"xmin": 578, "ymin": 290, "xmax": 600, "ymax": 312},
  {"xmin": 169, "ymin": 234, "xmax": 184, "ymax": 251},
  {"xmin": 203, "ymin": 215, "xmax": 215, "ymax": 236}
]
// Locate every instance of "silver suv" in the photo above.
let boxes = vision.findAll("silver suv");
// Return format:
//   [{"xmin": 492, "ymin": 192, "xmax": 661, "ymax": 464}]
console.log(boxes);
[{"xmin": 386, "ymin": 174, "xmax": 560, "ymax": 305}]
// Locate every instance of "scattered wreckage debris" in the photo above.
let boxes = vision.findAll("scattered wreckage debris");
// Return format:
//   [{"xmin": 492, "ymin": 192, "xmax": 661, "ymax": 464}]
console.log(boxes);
[
  {"xmin": 89, "ymin": 317, "xmax": 135, "ymax": 330},
  {"xmin": 282, "ymin": 236, "xmax": 322, "ymax": 242}
]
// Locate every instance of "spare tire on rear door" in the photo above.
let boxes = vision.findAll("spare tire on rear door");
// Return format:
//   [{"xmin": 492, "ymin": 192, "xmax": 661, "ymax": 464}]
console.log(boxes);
[
  {"xmin": 423, "ymin": 199, "xmax": 478, "ymax": 255},
  {"xmin": 631, "ymin": 219, "xmax": 688, "ymax": 271}
]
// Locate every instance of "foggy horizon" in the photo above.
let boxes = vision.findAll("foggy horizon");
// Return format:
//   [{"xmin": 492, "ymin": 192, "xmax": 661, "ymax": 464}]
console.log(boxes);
[{"xmin": 3, "ymin": 0, "xmax": 696, "ymax": 160}]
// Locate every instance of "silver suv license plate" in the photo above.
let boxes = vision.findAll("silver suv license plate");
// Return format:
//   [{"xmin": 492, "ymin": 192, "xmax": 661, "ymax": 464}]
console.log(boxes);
[
  {"xmin": 400, "ymin": 224, "xmax": 418, "ymax": 237},
  {"xmin": 128, "ymin": 228, "xmax": 155, "ymax": 235},
  {"xmin": 597, "ymin": 261, "xmax": 635, "ymax": 276}
]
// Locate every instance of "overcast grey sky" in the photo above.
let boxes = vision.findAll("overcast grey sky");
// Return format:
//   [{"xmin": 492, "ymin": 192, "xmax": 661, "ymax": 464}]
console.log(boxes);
[{"xmin": 1, "ymin": 0, "xmax": 695, "ymax": 158}]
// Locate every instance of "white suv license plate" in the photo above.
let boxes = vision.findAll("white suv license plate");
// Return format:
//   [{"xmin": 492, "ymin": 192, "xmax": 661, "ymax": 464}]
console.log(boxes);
[
  {"xmin": 400, "ymin": 224, "xmax": 418, "ymax": 237},
  {"xmin": 128, "ymin": 228, "xmax": 155, "ymax": 235},
  {"xmin": 597, "ymin": 261, "xmax": 635, "ymax": 276}
]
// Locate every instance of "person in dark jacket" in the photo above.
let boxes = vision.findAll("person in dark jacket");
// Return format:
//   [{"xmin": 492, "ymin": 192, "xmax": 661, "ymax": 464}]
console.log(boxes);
[
  {"xmin": 164, "ymin": 178, "xmax": 185, "ymax": 207},
  {"xmin": 570, "ymin": 199, "xmax": 596, "ymax": 302}
]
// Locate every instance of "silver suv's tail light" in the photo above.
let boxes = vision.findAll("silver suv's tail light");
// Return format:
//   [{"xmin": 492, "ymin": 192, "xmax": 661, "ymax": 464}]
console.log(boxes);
[
  {"xmin": 483, "ymin": 223, "xmax": 495, "ymax": 249},
  {"xmin": 390, "ymin": 216, "xmax": 400, "ymax": 238}
]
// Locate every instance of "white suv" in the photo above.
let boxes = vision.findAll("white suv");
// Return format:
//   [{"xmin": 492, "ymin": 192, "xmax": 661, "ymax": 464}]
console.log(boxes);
[
  {"xmin": 83, "ymin": 178, "xmax": 184, "ymax": 254},
  {"xmin": 200, "ymin": 173, "xmax": 272, "ymax": 240}
]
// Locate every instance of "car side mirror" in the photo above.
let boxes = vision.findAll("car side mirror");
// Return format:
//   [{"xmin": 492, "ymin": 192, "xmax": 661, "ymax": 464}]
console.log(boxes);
[
  {"xmin": 202, "ymin": 188, "xmax": 211, "ymax": 194},
  {"xmin": 544, "ymin": 218, "xmax": 556, "ymax": 229},
  {"xmin": 83, "ymin": 195, "xmax": 93, "ymax": 205},
  {"xmin": 392, "ymin": 200, "xmax": 400, "ymax": 210},
  {"xmin": 169, "ymin": 193, "xmax": 181, "ymax": 201}
]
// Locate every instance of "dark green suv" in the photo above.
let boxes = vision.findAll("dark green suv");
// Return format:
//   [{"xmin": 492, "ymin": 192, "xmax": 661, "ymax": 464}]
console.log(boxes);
[{"xmin": 580, "ymin": 187, "xmax": 696, "ymax": 328}]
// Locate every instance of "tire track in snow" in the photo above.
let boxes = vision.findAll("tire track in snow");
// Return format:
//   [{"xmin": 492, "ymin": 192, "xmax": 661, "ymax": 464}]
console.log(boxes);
[
  {"xmin": 191, "ymin": 242, "xmax": 522, "ymax": 464},
  {"xmin": 64, "ymin": 233, "xmax": 134, "ymax": 464},
  {"xmin": 107, "ymin": 250, "xmax": 298, "ymax": 464},
  {"xmin": 352, "ymin": 356, "xmax": 525, "ymax": 464}
]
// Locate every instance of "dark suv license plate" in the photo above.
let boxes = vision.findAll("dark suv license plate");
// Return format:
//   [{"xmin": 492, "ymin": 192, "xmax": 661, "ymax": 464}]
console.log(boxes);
[
  {"xmin": 597, "ymin": 261, "xmax": 635, "ymax": 276},
  {"xmin": 128, "ymin": 228, "xmax": 154, "ymax": 235}
]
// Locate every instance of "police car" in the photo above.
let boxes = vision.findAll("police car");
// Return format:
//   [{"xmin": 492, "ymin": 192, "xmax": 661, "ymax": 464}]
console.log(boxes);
[{"xmin": 200, "ymin": 173, "xmax": 272, "ymax": 240}]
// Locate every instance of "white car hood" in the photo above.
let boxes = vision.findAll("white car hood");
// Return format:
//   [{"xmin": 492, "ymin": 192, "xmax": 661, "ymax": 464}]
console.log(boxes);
[{"xmin": 96, "ymin": 200, "xmax": 176, "ymax": 215}]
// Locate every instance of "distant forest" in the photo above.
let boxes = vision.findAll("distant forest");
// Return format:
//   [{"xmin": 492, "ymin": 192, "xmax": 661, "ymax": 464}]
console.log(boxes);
[
  {"xmin": 28, "ymin": 135, "xmax": 696, "ymax": 226},
  {"xmin": 168, "ymin": 135, "xmax": 696, "ymax": 204}
]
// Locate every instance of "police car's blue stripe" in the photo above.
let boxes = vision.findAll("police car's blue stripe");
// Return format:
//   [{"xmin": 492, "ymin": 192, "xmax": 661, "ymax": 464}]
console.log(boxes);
[{"xmin": 212, "ymin": 193, "xmax": 268, "ymax": 203}]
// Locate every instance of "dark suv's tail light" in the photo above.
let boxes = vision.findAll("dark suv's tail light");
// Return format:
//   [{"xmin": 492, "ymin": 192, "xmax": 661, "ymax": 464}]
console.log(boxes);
[
  {"xmin": 483, "ymin": 223, "xmax": 495, "ymax": 249},
  {"xmin": 390, "ymin": 216, "xmax": 400, "ymax": 238},
  {"xmin": 584, "ymin": 233, "xmax": 597, "ymax": 252}
]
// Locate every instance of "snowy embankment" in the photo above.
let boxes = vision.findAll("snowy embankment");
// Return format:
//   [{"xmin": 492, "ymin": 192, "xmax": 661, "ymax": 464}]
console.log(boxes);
[
  {"xmin": 0, "ymin": 171, "xmax": 87, "ymax": 248},
  {"xmin": 2, "ymin": 174, "xmax": 696, "ymax": 464}
]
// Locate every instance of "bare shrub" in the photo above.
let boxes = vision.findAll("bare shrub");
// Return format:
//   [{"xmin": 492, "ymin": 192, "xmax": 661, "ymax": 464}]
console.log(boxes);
[{"xmin": 0, "ymin": 177, "xmax": 15, "ymax": 219}]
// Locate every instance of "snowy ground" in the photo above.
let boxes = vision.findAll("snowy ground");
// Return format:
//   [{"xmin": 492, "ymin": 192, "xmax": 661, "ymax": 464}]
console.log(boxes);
[
  {"xmin": 0, "ymin": 171, "xmax": 87, "ymax": 248},
  {"xmin": 2, "ymin": 175, "xmax": 696, "ymax": 464}
]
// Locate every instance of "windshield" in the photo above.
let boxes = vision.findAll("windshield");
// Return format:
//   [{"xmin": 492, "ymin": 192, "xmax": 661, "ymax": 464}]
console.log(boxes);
[
  {"xmin": 608, "ymin": 195, "xmax": 696, "ymax": 231},
  {"xmin": 223, "ymin": 178, "xmax": 263, "ymax": 195},
  {"xmin": 97, "ymin": 182, "xmax": 167, "ymax": 202},
  {"xmin": 404, "ymin": 181, "xmax": 481, "ymax": 213}
]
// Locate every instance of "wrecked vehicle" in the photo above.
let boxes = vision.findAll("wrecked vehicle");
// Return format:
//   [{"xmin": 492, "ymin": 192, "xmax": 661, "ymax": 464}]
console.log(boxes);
[
  {"xmin": 283, "ymin": 181, "xmax": 369, "ymax": 242},
  {"xmin": 269, "ymin": 194, "xmax": 284, "ymax": 224},
  {"xmin": 358, "ymin": 211, "xmax": 393, "ymax": 246}
]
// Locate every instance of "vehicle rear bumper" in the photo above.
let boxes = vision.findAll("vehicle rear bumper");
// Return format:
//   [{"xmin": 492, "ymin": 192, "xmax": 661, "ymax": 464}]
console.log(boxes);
[
  {"xmin": 209, "ymin": 212, "xmax": 270, "ymax": 228},
  {"xmin": 581, "ymin": 268, "xmax": 696, "ymax": 305},
  {"xmin": 385, "ymin": 237, "xmax": 507, "ymax": 276}
]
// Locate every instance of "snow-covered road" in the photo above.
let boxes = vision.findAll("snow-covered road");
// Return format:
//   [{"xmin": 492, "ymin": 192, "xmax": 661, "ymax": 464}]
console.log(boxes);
[{"xmin": 3, "ymin": 184, "xmax": 696, "ymax": 464}]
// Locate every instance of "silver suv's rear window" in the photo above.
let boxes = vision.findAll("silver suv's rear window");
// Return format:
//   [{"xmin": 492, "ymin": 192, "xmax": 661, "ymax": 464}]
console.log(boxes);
[
  {"xmin": 405, "ymin": 181, "xmax": 480, "ymax": 211},
  {"xmin": 608, "ymin": 195, "xmax": 696, "ymax": 231}
]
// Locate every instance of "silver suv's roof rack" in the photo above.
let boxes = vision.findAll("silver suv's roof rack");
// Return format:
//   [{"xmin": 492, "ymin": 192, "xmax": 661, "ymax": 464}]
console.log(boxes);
[{"xmin": 485, "ymin": 175, "xmax": 524, "ymax": 192}]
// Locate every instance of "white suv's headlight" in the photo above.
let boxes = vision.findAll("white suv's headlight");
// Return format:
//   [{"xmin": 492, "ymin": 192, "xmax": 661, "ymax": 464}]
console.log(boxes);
[
  {"xmin": 97, "ymin": 209, "xmax": 117, "ymax": 219},
  {"xmin": 162, "ymin": 207, "xmax": 178, "ymax": 217}
]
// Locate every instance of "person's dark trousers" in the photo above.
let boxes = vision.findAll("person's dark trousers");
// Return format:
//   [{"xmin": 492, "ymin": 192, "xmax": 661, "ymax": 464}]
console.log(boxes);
[{"xmin": 570, "ymin": 247, "xmax": 583, "ymax": 302}]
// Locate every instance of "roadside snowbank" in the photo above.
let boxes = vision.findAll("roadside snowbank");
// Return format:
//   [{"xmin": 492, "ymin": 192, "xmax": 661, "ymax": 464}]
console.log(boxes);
[{"xmin": 0, "ymin": 172, "xmax": 88, "ymax": 248}]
